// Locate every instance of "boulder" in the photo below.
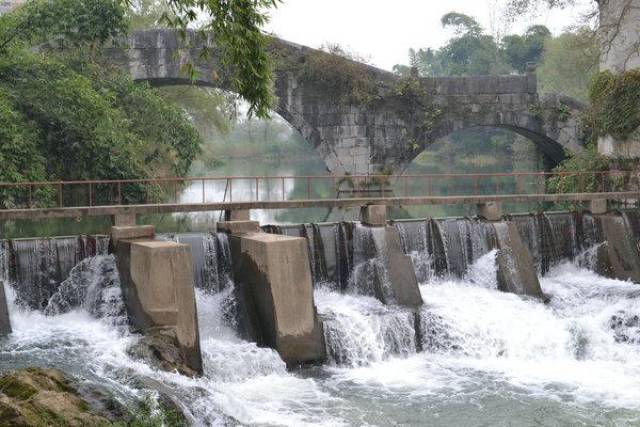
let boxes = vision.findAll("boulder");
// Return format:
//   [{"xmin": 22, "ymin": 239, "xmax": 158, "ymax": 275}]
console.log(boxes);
[
  {"xmin": 128, "ymin": 327, "xmax": 201, "ymax": 377},
  {"xmin": 0, "ymin": 368, "xmax": 115, "ymax": 426}
]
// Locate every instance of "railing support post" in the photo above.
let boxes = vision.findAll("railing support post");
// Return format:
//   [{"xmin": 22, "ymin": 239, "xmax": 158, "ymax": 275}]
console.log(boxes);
[
  {"xmin": 111, "ymin": 213, "xmax": 137, "ymax": 226},
  {"xmin": 224, "ymin": 209, "xmax": 251, "ymax": 222},
  {"xmin": 477, "ymin": 201, "xmax": 502, "ymax": 221},
  {"xmin": 588, "ymin": 199, "xmax": 608, "ymax": 215}
]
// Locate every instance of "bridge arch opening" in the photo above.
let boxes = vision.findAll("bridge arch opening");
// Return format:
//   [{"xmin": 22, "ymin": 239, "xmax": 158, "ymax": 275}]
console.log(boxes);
[
  {"xmin": 399, "ymin": 126, "xmax": 559, "ymax": 218},
  {"xmin": 406, "ymin": 126, "xmax": 560, "ymax": 175},
  {"xmin": 150, "ymin": 85, "xmax": 333, "ymax": 225}
]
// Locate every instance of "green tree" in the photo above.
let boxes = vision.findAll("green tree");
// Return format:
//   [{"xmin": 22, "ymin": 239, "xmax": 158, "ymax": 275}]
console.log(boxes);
[
  {"xmin": 537, "ymin": 28, "xmax": 599, "ymax": 101},
  {"xmin": 402, "ymin": 12, "xmax": 511, "ymax": 77},
  {"xmin": 440, "ymin": 12, "xmax": 483, "ymax": 36},
  {"xmin": 158, "ymin": 0, "xmax": 281, "ymax": 118},
  {"xmin": 0, "ymin": 0, "xmax": 205, "ymax": 205},
  {"xmin": 502, "ymin": 25, "xmax": 551, "ymax": 72}
]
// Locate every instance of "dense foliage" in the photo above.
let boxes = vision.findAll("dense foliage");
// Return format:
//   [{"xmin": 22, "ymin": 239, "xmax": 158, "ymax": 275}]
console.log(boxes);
[
  {"xmin": 0, "ymin": 0, "xmax": 203, "ymax": 206},
  {"xmin": 393, "ymin": 13, "xmax": 549, "ymax": 77},
  {"xmin": 537, "ymin": 29, "xmax": 599, "ymax": 101},
  {"xmin": 588, "ymin": 69, "xmax": 640, "ymax": 140},
  {"xmin": 393, "ymin": 11, "xmax": 599, "ymax": 102},
  {"xmin": 160, "ymin": 0, "xmax": 280, "ymax": 118}
]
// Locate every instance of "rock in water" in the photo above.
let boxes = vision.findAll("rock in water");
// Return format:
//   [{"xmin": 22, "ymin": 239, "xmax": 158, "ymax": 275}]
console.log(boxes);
[
  {"xmin": 127, "ymin": 327, "xmax": 201, "ymax": 377},
  {"xmin": 0, "ymin": 368, "xmax": 117, "ymax": 426}
]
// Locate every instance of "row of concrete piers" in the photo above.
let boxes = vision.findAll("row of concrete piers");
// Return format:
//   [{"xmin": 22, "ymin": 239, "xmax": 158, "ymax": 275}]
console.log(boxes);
[
  {"xmin": 0, "ymin": 199, "xmax": 633, "ymax": 374},
  {"xmin": 104, "ymin": 203, "xmax": 542, "ymax": 373}
]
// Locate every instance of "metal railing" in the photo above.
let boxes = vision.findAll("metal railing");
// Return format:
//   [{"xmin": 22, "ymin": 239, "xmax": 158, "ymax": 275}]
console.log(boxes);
[{"xmin": 0, "ymin": 171, "xmax": 638, "ymax": 210}]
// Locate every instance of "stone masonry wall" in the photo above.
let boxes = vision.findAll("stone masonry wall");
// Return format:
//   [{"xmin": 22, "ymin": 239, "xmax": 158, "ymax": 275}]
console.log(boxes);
[{"xmin": 102, "ymin": 29, "xmax": 585, "ymax": 175}]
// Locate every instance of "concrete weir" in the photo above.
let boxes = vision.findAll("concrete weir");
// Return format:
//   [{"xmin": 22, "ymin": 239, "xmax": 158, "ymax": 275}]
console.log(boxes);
[
  {"xmin": 493, "ymin": 221, "xmax": 544, "ymax": 299},
  {"xmin": 228, "ymin": 230, "xmax": 326, "ymax": 366},
  {"xmin": 0, "ymin": 281, "xmax": 11, "ymax": 336},
  {"xmin": 112, "ymin": 225, "xmax": 203, "ymax": 375}
]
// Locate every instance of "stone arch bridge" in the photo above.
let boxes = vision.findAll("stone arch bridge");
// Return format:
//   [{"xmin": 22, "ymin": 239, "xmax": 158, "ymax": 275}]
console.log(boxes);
[{"xmin": 102, "ymin": 29, "xmax": 586, "ymax": 175}]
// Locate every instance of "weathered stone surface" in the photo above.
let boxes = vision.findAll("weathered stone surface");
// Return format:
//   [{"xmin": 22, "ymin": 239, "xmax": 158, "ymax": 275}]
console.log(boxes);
[
  {"xmin": 110, "ymin": 225, "xmax": 154, "ymax": 247},
  {"xmin": 0, "ymin": 368, "xmax": 114, "ymax": 426},
  {"xmin": 128, "ymin": 327, "xmax": 201, "ymax": 377},
  {"xmin": 230, "ymin": 232, "xmax": 326, "ymax": 365},
  {"xmin": 101, "ymin": 28, "xmax": 586, "ymax": 174},
  {"xmin": 477, "ymin": 201, "xmax": 502, "ymax": 221},
  {"xmin": 594, "ymin": 214, "xmax": 640, "ymax": 283},
  {"xmin": 493, "ymin": 222, "xmax": 544, "ymax": 299},
  {"xmin": 361, "ymin": 205, "xmax": 387, "ymax": 226},
  {"xmin": 380, "ymin": 227, "xmax": 423, "ymax": 307},
  {"xmin": 598, "ymin": 0, "xmax": 640, "ymax": 73},
  {"xmin": 596, "ymin": 0, "xmax": 640, "ymax": 159},
  {"xmin": 0, "ymin": 281, "xmax": 11, "ymax": 336},
  {"xmin": 115, "ymin": 238, "xmax": 202, "ymax": 375},
  {"xmin": 217, "ymin": 220, "xmax": 261, "ymax": 234}
]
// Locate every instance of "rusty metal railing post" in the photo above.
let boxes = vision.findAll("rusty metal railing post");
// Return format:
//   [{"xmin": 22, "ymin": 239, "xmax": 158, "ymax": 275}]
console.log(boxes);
[
  {"xmin": 282, "ymin": 177, "xmax": 285, "ymax": 201},
  {"xmin": 28, "ymin": 185, "xmax": 32, "ymax": 209},
  {"xmin": 88, "ymin": 183, "xmax": 92, "ymax": 207},
  {"xmin": 117, "ymin": 182, "xmax": 122, "ymax": 205},
  {"xmin": 229, "ymin": 179, "xmax": 233, "ymax": 202},
  {"xmin": 307, "ymin": 176, "xmax": 311, "ymax": 199},
  {"xmin": 58, "ymin": 183, "xmax": 63, "ymax": 208},
  {"xmin": 202, "ymin": 179, "xmax": 205, "ymax": 204}
]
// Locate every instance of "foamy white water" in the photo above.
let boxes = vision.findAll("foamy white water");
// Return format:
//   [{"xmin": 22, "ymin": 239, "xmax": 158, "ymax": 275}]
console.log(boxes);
[{"xmin": 2, "ymin": 251, "xmax": 640, "ymax": 425}]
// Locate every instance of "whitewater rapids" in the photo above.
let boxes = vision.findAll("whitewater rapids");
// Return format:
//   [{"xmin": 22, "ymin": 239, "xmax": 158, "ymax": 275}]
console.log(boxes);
[{"xmin": 2, "ymin": 253, "xmax": 640, "ymax": 426}]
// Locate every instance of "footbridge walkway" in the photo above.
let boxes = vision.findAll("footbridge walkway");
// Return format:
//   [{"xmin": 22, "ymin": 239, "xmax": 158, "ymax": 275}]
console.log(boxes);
[{"xmin": 0, "ymin": 171, "xmax": 638, "ymax": 222}]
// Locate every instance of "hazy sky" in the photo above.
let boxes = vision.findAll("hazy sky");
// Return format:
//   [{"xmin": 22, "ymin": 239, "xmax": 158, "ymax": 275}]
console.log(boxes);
[{"xmin": 266, "ymin": 0, "xmax": 594, "ymax": 70}]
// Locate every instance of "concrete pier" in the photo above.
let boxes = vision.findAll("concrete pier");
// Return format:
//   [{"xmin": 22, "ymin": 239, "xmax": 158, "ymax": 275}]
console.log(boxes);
[
  {"xmin": 377, "ymin": 226, "xmax": 423, "ymax": 307},
  {"xmin": 493, "ymin": 221, "xmax": 544, "ymax": 299},
  {"xmin": 113, "ymin": 226, "xmax": 202, "ymax": 375},
  {"xmin": 588, "ymin": 199, "xmax": 608, "ymax": 215},
  {"xmin": 361, "ymin": 205, "xmax": 387, "ymax": 226},
  {"xmin": 0, "ymin": 281, "xmax": 11, "ymax": 336},
  {"xmin": 478, "ymin": 202, "xmax": 502, "ymax": 221},
  {"xmin": 229, "ymin": 232, "xmax": 326, "ymax": 366},
  {"xmin": 594, "ymin": 214, "xmax": 640, "ymax": 282},
  {"xmin": 217, "ymin": 221, "xmax": 260, "ymax": 235},
  {"xmin": 111, "ymin": 213, "xmax": 137, "ymax": 227}
]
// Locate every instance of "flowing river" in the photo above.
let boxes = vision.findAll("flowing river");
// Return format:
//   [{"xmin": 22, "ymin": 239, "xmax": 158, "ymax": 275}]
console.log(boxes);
[{"xmin": 2, "ymin": 244, "xmax": 640, "ymax": 426}]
